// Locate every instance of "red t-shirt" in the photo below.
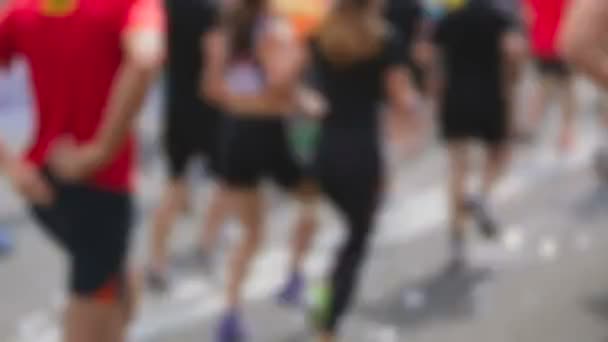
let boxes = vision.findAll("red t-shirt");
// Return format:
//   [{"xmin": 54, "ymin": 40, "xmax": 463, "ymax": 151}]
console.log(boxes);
[
  {"xmin": 524, "ymin": 0, "xmax": 568, "ymax": 59},
  {"xmin": 0, "ymin": 0, "xmax": 163, "ymax": 193}
]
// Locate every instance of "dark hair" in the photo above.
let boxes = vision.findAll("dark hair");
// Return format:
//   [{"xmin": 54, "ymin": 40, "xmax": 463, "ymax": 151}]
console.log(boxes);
[
  {"xmin": 318, "ymin": 0, "xmax": 387, "ymax": 66},
  {"xmin": 226, "ymin": 0, "xmax": 267, "ymax": 58}
]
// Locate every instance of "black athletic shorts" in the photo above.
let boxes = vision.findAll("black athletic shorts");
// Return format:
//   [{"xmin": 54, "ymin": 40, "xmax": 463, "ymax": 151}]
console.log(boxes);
[
  {"xmin": 220, "ymin": 117, "xmax": 302, "ymax": 189},
  {"xmin": 440, "ymin": 100, "xmax": 509, "ymax": 145},
  {"xmin": 535, "ymin": 57, "xmax": 571, "ymax": 78},
  {"xmin": 164, "ymin": 105, "xmax": 223, "ymax": 179},
  {"xmin": 31, "ymin": 169, "xmax": 133, "ymax": 297}
]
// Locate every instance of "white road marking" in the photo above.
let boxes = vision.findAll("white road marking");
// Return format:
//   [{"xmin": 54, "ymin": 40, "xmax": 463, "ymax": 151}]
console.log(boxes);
[
  {"xmin": 502, "ymin": 225, "xmax": 526, "ymax": 253},
  {"xmin": 538, "ymin": 237, "xmax": 559, "ymax": 262}
]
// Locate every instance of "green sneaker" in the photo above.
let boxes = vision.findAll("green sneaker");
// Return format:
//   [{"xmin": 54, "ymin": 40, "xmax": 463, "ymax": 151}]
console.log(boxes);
[{"xmin": 308, "ymin": 283, "xmax": 332, "ymax": 330}]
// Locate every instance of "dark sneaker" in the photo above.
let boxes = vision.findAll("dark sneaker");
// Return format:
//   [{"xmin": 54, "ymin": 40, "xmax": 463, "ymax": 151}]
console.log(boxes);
[
  {"xmin": 466, "ymin": 197, "xmax": 500, "ymax": 240},
  {"xmin": 146, "ymin": 268, "xmax": 170, "ymax": 293},
  {"xmin": 444, "ymin": 255, "xmax": 467, "ymax": 275},
  {"xmin": 276, "ymin": 271, "xmax": 304, "ymax": 307}
]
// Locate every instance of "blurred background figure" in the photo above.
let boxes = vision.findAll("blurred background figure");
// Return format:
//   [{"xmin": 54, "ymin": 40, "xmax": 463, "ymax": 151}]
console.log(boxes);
[
  {"xmin": 0, "ymin": 0, "xmax": 163, "ymax": 341},
  {"xmin": 431, "ymin": 0, "xmax": 525, "ymax": 270},
  {"xmin": 383, "ymin": 0, "xmax": 430, "ymax": 155},
  {"xmin": 273, "ymin": 0, "xmax": 330, "ymax": 308},
  {"xmin": 560, "ymin": 0, "xmax": 608, "ymax": 181},
  {"xmin": 272, "ymin": 0, "xmax": 329, "ymax": 40},
  {"xmin": 521, "ymin": 0, "xmax": 576, "ymax": 153},
  {"xmin": 146, "ymin": 0, "xmax": 231, "ymax": 292},
  {"xmin": 202, "ymin": 0, "xmax": 318, "ymax": 340},
  {"xmin": 306, "ymin": 0, "xmax": 414, "ymax": 341}
]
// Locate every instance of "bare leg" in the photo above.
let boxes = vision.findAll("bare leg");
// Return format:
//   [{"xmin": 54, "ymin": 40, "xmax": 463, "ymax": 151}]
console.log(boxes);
[
  {"xmin": 448, "ymin": 141, "xmax": 470, "ymax": 235},
  {"xmin": 276, "ymin": 180, "xmax": 319, "ymax": 305},
  {"xmin": 64, "ymin": 280, "xmax": 138, "ymax": 342},
  {"xmin": 288, "ymin": 179, "xmax": 319, "ymax": 274},
  {"xmin": 149, "ymin": 180, "xmax": 187, "ymax": 275},
  {"xmin": 64, "ymin": 298, "xmax": 107, "ymax": 342},
  {"xmin": 199, "ymin": 182, "xmax": 232, "ymax": 253},
  {"xmin": 226, "ymin": 187, "xmax": 264, "ymax": 309},
  {"xmin": 482, "ymin": 143, "xmax": 512, "ymax": 198},
  {"xmin": 447, "ymin": 140, "xmax": 470, "ymax": 267},
  {"xmin": 106, "ymin": 271, "xmax": 142, "ymax": 342},
  {"xmin": 524, "ymin": 74, "xmax": 552, "ymax": 136}
]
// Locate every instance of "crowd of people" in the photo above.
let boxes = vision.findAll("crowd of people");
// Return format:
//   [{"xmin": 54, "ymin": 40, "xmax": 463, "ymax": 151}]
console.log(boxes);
[{"xmin": 0, "ymin": 0, "xmax": 607, "ymax": 341}]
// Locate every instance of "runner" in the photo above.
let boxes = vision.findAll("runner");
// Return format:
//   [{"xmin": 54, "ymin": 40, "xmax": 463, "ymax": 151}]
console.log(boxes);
[
  {"xmin": 305, "ymin": 0, "xmax": 414, "ymax": 341},
  {"xmin": 0, "ymin": 0, "xmax": 163, "ymax": 340},
  {"xmin": 560, "ymin": 0, "xmax": 608, "ymax": 180},
  {"xmin": 560, "ymin": 0, "xmax": 608, "ymax": 88},
  {"xmin": 202, "ymin": 0, "xmax": 319, "ymax": 340},
  {"xmin": 384, "ymin": 0, "xmax": 430, "ymax": 156},
  {"xmin": 431, "ymin": 0, "xmax": 524, "ymax": 270},
  {"xmin": 521, "ymin": 0, "xmax": 575, "ymax": 152},
  {"xmin": 274, "ymin": 0, "xmax": 330, "ymax": 307},
  {"xmin": 146, "ymin": 0, "xmax": 230, "ymax": 291}
]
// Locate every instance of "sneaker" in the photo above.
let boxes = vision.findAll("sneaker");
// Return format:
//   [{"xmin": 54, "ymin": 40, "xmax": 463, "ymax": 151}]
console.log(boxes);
[
  {"xmin": 146, "ymin": 268, "xmax": 170, "ymax": 293},
  {"xmin": 276, "ymin": 271, "xmax": 304, "ymax": 307},
  {"xmin": 0, "ymin": 229, "xmax": 13, "ymax": 257},
  {"xmin": 308, "ymin": 284, "xmax": 332, "ymax": 330},
  {"xmin": 216, "ymin": 311, "xmax": 246, "ymax": 342},
  {"xmin": 444, "ymin": 254, "xmax": 467, "ymax": 275},
  {"xmin": 466, "ymin": 197, "xmax": 500, "ymax": 240}
]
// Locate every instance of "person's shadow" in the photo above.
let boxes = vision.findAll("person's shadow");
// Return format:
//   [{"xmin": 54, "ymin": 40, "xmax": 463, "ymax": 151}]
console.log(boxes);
[
  {"xmin": 355, "ymin": 264, "xmax": 494, "ymax": 332},
  {"xmin": 585, "ymin": 293, "xmax": 608, "ymax": 321},
  {"xmin": 573, "ymin": 183, "xmax": 608, "ymax": 222},
  {"xmin": 583, "ymin": 293, "xmax": 608, "ymax": 342}
]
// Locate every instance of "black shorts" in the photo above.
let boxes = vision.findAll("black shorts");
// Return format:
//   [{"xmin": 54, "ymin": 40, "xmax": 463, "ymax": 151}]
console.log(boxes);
[
  {"xmin": 220, "ymin": 117, "xmax": 302, "ymax": 189},
  {"xmin": 164, "ymin": 106, "xmax": 223, "ymax": 179},
  {"xmin": 440, "ymin": 107, "xmax": 508, "ymax": 145},
  {"xmin": 535, "ymin": 58, "xmax": 571, "ymax": 78},
  {"xmin": 31, "ymin": 170, "xmax": 133, "ymax": 297}
]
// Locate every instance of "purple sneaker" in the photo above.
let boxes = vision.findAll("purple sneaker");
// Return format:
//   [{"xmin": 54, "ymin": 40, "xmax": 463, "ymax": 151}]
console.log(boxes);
[
  {"xmin": 276, "ymin": 271, "xmax": 304, "ymax": 307},
  {"xmin": 216, "ymin": 311, "xmax": 246, "ymax": 342},
  {"xmin": 0, "ymin": 229, "xmax": 13, "ymax": 257}
]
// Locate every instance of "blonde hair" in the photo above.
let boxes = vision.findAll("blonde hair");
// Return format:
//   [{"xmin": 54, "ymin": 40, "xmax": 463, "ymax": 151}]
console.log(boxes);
[{"xmin": 317, "ymin": 0, "xmax": 387, "ymax": 67}]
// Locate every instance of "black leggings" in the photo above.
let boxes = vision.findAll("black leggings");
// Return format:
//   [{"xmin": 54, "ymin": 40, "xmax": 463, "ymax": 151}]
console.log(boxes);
[{"xmin": 318, "ymin": 141, "xmax": 381, "ymax": 332}]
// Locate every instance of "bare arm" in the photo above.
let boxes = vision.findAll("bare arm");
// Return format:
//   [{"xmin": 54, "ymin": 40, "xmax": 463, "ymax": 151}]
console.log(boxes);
[
  {"xmin": 93, "ymin": 31, "xmax": 163, "ymax": 163},
  {"xmin": 560, "ymin": 0, "xmax": 608, "ymax": 88},
  {"xmin": 385, "ymin": 66, "xmax": 412, "ymax": 117},
  {"xmin": 201, "ymin": 19, "xmax": 306, "ymax": 116}
]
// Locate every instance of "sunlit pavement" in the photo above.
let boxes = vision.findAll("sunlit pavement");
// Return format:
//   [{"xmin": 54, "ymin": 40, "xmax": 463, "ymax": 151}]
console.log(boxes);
[{"xmin": 1, "ymin": 65, "xmax": 608, "ymax": 341}]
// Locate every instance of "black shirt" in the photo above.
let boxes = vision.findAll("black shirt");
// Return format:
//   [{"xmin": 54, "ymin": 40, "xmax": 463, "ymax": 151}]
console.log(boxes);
[
  {"xmin": 385, "ymin": 0, "xmax": 423, "ymax": 54},
  {"xmin": 311, "ymin": 31, "xmax": 407, "ymax": 134},
  {"xmin": 434, "ymin": 4, "xmax": 512, "ymax": 113},
  {"xmin": 165, "ymin": 0, "xmax": 220, "ymax": 112}
]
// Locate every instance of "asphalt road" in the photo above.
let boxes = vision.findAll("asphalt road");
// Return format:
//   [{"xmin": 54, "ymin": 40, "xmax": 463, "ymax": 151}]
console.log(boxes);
[{"xmin": 1, "ymin": 64, "xmax": 608, "ymax": 342}]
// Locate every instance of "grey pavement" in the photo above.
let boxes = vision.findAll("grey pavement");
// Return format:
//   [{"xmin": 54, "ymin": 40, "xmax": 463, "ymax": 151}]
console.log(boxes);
[{"xmin": 1, "ymin": 67, "xmax": 608, "ymax": 342}]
